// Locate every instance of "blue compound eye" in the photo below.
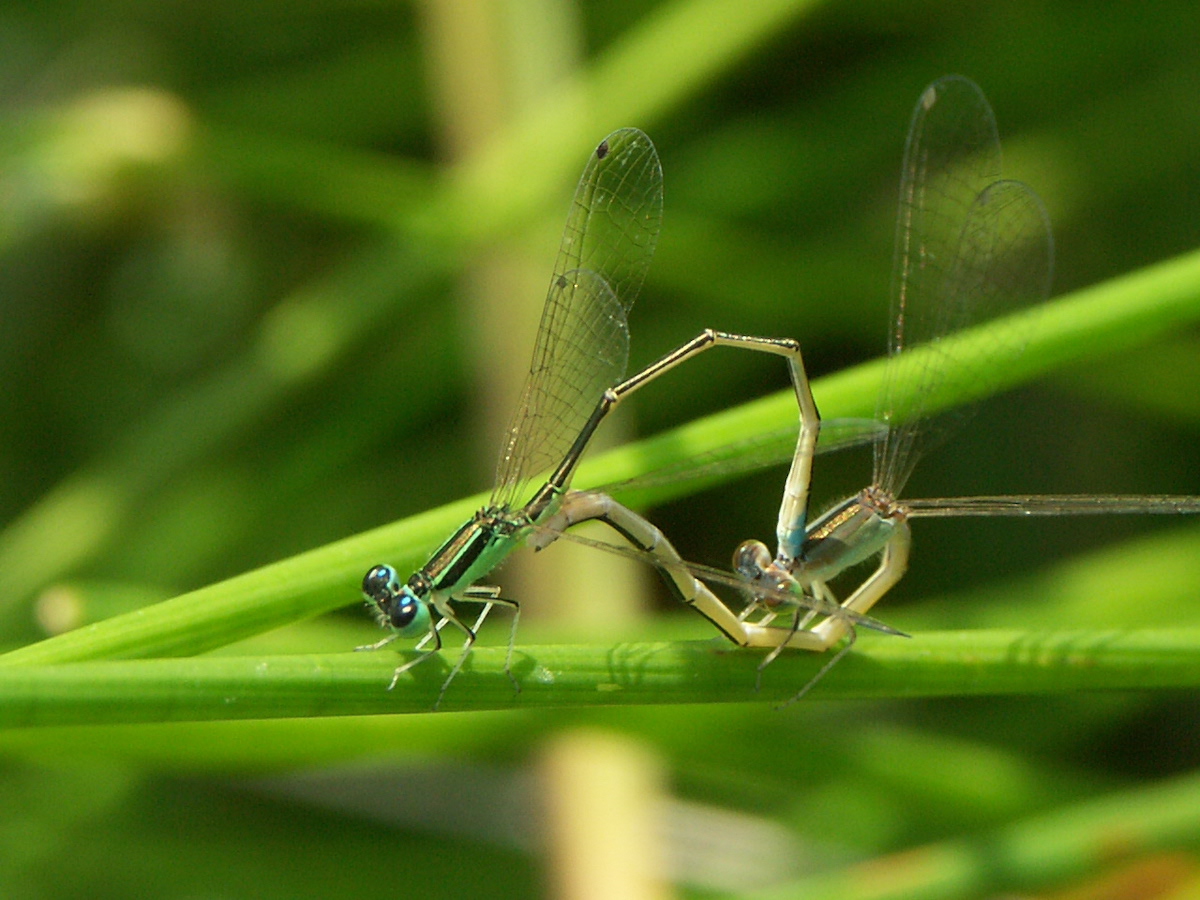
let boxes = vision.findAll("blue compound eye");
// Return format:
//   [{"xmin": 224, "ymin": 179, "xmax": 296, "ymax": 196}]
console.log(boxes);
[
  {"xmin": 361, "ymin": 564, "xmax": 400, "ymax": 605},
  {"xmin": 362, "ymin": 564, "xmax": 432, "ymax": 637},
  {"xmin": 385, "ymin": 588, "xmax": 431, "ymax": 637}
]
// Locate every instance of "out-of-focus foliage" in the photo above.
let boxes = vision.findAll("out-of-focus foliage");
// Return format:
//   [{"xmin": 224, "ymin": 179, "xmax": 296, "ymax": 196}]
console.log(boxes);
[{"xmin": 3, "ymin": 1, "xmax": 1200, "ymax": 897}]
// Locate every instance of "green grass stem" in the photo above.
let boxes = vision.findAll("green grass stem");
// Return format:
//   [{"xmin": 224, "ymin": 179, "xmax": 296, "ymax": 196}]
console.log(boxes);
[{"xmin": 0, "ymin": 629, "xmax": 1198, "ymax": 727}]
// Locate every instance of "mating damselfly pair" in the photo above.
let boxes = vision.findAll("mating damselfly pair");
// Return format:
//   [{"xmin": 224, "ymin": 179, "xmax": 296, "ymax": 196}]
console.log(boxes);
[{"xmin": 361, "ymin": 77, "xmax": 1200, "ymax": 708}]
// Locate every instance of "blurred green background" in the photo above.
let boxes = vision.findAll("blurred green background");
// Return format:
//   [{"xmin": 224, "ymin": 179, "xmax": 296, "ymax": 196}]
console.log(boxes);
[{"xmin": 3, "ymin": 0, "xmax": 1200, "ymax": 897}]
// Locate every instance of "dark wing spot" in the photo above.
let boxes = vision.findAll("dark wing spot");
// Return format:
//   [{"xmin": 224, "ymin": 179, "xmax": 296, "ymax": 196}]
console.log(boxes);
[
  {"xmin": 555, "ymin": 273, "xmax": 568, "ymax": 288},
  {"xmin": 596, "ymin": 139, "xmax": 609, "ymax": 160}
]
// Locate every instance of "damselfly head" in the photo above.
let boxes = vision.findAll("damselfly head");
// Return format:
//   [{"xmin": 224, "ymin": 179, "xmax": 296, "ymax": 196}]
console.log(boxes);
[
  {"xmin": 733, "ymin": 539, "xmax": 773, "ymax": 581},
  {"xmin": 362, "ymin": 564, "xmax": 432, "ymax": 636}
]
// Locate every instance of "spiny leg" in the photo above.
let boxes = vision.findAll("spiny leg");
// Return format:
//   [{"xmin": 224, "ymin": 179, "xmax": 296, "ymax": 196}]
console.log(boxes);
[
  {"xmin": 388, "ymin": 624, "xmax": 442, "ymax": 691},
  {"xmin": 428, "ymin": 607, "xmax": 480, "ymax": 711},
  {"xmin": 777, "ymin": 630, "xmax": 857, "ymax": 708},
  {"xmin": 358, "ymin": 608, "xmax": 450, "ymax": 654},
  {"xmin": 357, "ymin": 632, "xmax": 400, "ymax": 653},
  {"xmin": 498, "ymin": 598, "xmax": 521, "ymax": 693},
  {"xmin": 748, "ymin": 565, "xmax": 824, "ymax": 688},
  {"xmin": 737, "ymin": 559, "xmax": 860, "ymax": 702},
  {"xmin": 755, "ymin": 610, "xmax": 803, "ymax": 691},
  {"xmin": 380, "ymin": 594, "xmax": 509, "ymax": 707},
  {"xmin": 421, "ymin": 585, "xmax": 522, "ymax": 708},
  {"xmin": 756, "ymin": 603, "xmax": 821, "ymax": 686},
  {"xmin": 738, "ymin": 603, "xmax": 777, "ymax": 626},
  {"xmin": 746, "ymin": 527, "xmax": 910, "ymax": 700},
  {"xmin": 461, "ymin": 586, "xmax": 521, "ymax": 695}
]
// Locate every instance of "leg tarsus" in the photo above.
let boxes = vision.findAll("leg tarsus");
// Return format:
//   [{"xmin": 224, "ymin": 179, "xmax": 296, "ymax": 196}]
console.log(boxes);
[
  {"xmin": 483, "ymin": 595, "xmax": 522, "ymax": 696},
  {"xmin": 389, "ymin": 624, "xmax": 443, "ymax": 691},
  {"xmin": 356, "ymin": 633, "xmax": 399, "ymax": 652},
  {"xmin": 432, "ymin": 621, "xmax": 476, "ymax": 711},
  {"xmin": 755, "ymin": 607, "xmax": 806, "ymax": 691},
  {"xmin": 775, "ymin": 629, "xmax": 856, "ymax": 709}
]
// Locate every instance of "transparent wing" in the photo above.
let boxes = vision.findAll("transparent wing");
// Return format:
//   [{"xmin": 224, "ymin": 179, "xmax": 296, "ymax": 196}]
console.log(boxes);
[
  {"xmin": 875, "ymin": 76, "xmax": 1053, "ymax": 496},
  {"xmin": 492, "ymin": 270, "xmax": 629, "ymax": 508},
  {"xmin": 553, "ymin": 128, "xmax": 663, "ymax": 314},
  {"xmin": 491, "ymin": 129, "xmax": 663, "ymax": 509},
  {"xmin": 906, "ymin": 494, "xmax": 1200, "ymax": 517}
]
